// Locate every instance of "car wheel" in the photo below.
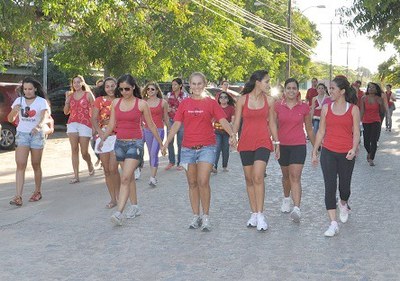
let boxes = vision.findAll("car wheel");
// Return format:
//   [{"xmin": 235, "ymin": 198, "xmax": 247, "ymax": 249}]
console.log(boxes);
[{"xmin": 0, "ymin": 123, "xmax": 16, "ymax": 150}]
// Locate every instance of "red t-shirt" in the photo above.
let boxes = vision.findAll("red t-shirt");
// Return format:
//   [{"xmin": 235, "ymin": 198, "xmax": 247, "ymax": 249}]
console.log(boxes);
[
  {"xmin": 114, "ymin": 98, "xmax": 143, "ymax": 139},
  {"xmin": 362, "ymin": 97, "xmax": 381, "ymax": 123},
  {"xmin": 306, "ymin": 88, "xmax": 318, "ymax": 106},
  {"xmin": 213, "ymin": 105, "xmax": 235, "ymax": 132},
  {"xmin": 144, "ymin": 99, "xmax": 164, "ymax": 129},
  {"xmin": 274, "ymin": 99, "xmax": 310, "ymax": 146},
  {"xmin": 94, "ymin": 96, "xmax": 112, "ymax": 128},
  {"xmin": 237, "ymin": 95, "xmax": 273, "ymax": 152},
  {"xmin": 323, "ymin": 103, "xmax": 354, "ymax": 153},
  {"xmin": 174, "ymin": 97, "xmax": 226, "ymax": 147}
]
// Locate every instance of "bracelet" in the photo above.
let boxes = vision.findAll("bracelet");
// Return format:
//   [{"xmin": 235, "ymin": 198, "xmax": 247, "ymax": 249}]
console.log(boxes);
[{"xmin": 272, "ymin": 141, "xmax": 280, "ymax": 145}]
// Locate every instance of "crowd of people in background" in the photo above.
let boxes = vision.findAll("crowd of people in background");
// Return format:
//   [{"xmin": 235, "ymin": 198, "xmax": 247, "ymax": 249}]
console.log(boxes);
[{"xmin": 6, "ymin": 70, "xmax": 397, "ymax": 237}]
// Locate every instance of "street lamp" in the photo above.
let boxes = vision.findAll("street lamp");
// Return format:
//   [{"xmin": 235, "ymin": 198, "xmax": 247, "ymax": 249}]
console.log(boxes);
[{"xmin": 301, "ymin": 5, "xmax": 326, "ymax": 13}]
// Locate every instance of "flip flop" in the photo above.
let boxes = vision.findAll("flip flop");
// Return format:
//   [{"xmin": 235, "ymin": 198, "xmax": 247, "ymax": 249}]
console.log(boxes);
[
  {"xmin": 69, "ymin": 178, "xmax": 80, "ymax": 184},
  {"xmin": 106, "ymin": 202, "xmax": 117, "ymax": 209},
  {"xmin": 29, "ymin": 191, "xmax": 42, "ymax": 202},
  {"xmin": 89, "ymin": 168, "xmax": 95, "ymax": 176}
]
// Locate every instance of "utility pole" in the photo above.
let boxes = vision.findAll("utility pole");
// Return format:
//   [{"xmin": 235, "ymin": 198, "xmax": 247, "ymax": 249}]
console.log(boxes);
[
  {"xmin": 286, "ymin": 0, "xmax": 292, "ymax": 79},
  {"xmin": 329, "ymin": 21, "xmax": 333, "ymax": 82},
  {"xmin": 43, "ymin": 47, "xmax": 48, "ymax": 92},
  {"xmin": 346, "ymin": 41, "xmax": 350, "ymax": 77}
]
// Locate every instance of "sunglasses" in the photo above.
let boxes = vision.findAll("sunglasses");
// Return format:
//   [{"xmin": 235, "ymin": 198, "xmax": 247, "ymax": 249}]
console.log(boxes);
[
  {"xmin": 219, "ymin": 96, "xmax": 228, "ymax": 99},
  {"xmin": 21, "ymin": 106, "xmax": 30, "ymax": 118},
  {"xmin": 147, "ymin": 88, "xmax": 156, "ymax": 91},
  {"xmin": 118, "ymin": 87, "xmax": 132, "ymax": 92}
]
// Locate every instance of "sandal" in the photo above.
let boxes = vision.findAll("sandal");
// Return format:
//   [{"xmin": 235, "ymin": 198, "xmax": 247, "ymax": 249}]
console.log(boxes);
[
  {"xmin": 89, "ymin": 167, "xmax": 95, "ymax": 176},
  {"xmin": 106, "ymin": 202, "xmax": 117, "ymax": 209},
  {"xmin": 69, "ymin": 178, "xmax": 80, "ymax": 184},
  {"xmin": 10, "ymin": 195, "xmax": 23, "ymax": 206},
  {"xmin": 29, "ymin": 191, "xmax": 42, "ymax": 202}
]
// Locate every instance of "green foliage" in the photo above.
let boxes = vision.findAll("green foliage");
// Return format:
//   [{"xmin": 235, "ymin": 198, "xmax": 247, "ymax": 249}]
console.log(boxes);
[
  {"xmin": 339, "ymin": 0, "xmax": 400, "ymax": 52},
  {"xmin": 1, "ymin": 0, "xmax": 320, "ymax": 84}
]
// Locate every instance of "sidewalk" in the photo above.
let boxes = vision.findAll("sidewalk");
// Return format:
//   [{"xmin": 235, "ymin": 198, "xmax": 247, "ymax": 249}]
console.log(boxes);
[{"xmin": 0, "ymin": 103, "xmax": 400, "ymax": 280}]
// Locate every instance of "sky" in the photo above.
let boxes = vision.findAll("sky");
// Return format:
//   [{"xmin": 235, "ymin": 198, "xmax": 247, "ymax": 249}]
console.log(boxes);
[{"xmin": 294, "ymin": 0, "xmax": 397, "ymax": 74}]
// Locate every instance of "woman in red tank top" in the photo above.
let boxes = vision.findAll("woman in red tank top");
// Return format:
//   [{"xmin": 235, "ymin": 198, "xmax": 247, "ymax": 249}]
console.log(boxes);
[
  {"xmin": 312, "ymin": 76, "xmax": 360, "ymax": 237},
  {"xmin": 232, "ymin": 70, "xmax": 279, "ymax": 231},
  {"xmin": 142, "ymin": 82, "xmax": 170, "ymax": 186},
  {"xmin": 360, "ymin": 82, "xmax": 385, "ymax": 166},
  {"xmin": 99, "ymin": 74, "xmax": 163, "ymax": 226},
  {"xmin": 63, "ymin": 75, "xmax": 95, "ymax": 184}
]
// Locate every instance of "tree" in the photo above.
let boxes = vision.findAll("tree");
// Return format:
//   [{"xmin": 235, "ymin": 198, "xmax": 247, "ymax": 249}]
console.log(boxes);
[
  {"xmin": 1, "ymin": 0, "xmax": 320, "ymax": 84},
  {"xmin": 339, "ymin": 0, "xmax": 400, "ymax": 52}
]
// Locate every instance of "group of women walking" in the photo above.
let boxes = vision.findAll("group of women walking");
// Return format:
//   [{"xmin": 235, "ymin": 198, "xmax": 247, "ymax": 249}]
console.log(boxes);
[{"xmin": 7, "ymin": 70, "xmax": 394, "ymax": 237}]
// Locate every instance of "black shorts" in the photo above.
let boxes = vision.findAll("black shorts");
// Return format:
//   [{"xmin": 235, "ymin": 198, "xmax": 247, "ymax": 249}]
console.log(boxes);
[
  {"xmin": 240, "ymin": 147, "xmax": 271, "ymax": 166},
  {"xmin": 278, "ymin": 145, "xmax": 306, "ymax": 166}
]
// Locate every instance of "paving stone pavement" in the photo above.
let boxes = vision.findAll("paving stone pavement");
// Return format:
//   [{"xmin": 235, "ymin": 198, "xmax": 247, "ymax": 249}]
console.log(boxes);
[{"xmin": 1, "ymin": 104, "xmax": 400, "ymax": 281}]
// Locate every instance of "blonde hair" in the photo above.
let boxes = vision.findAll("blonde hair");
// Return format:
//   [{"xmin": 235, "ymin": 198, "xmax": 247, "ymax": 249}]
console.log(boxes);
[
  {"xmin": 189, "ymin": 72, "xmax": 207, "ymax": 85},
  {"xmin": 70, "ymin": 75, "xmax": 91, "ymax": 92}
]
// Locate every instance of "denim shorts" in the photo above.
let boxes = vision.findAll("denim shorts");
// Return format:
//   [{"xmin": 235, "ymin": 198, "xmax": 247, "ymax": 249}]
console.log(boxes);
[
  {"xmin": 16, "ymin": 131, "xmax": 46, "ymax": 149},
  {"xmin": 114, "ymin": 139, "xmax": 144, "ymax": 162},
  {"xmin": 180, "ymin": 145, "xmax": 216, "ymax": 169}
]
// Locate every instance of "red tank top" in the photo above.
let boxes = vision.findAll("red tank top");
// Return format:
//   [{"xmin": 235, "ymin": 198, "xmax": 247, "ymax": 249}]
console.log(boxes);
[
  {"xmin": 144, "ymin": 99, "xmax": 163, "ymax": 129},
  {"xmin": 114, "ymin": 98, "xmax": 143, "ymax": 139},
  {"xmin": 323, "ymin": 103, "xmax": 354, "ymax": 153},
  {"xmin": 362, "ymin": 97, "xmax": 381, "ymax": 123},
  {"xmin": 68, "ymin": 92, "xmax": 92, "ymax": 127},
  {"xmin": 237, "ymin": 95, "xmax": 273, "ymax": 152}
]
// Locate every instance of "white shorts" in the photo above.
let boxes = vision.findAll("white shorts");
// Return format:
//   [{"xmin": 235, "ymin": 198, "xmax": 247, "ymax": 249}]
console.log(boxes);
[{"xmin": 66, "ymin": 122, "xmax": 92, "ymax": 137}]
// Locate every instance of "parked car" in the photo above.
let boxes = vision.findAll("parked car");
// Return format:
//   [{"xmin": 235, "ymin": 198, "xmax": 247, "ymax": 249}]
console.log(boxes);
[
  {"xmin": 47, "ymin": 86, "xmax": 70, "ymax": 125},
  {"xmin": 0, "ymin": 82, "xmax": 20, "ymax": 150}
]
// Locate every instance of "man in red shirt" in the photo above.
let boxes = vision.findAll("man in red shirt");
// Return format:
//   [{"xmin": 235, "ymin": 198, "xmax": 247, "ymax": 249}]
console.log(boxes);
[
  {"xmin": 305, "ymin": 77, "xmax": 318, "ymax": 106},
  {"xmin": 352, "ymin": 80, "xmax": 364, "ymax": 108}
]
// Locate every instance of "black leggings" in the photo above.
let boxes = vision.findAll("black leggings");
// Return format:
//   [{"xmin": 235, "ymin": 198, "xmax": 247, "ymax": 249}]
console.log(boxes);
[
  {"xmin": 320, "ymin": 148, "xmax": 355, "ymax": 210},
  {"xmin": 363, "ymin": 122, "xmax": 380, "ymax": 160}
]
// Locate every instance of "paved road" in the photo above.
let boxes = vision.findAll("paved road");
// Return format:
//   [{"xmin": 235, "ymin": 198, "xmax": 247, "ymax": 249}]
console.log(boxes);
[{"xmin": 1, "ymin": 105, "xmax": 400, "ymax": 280}]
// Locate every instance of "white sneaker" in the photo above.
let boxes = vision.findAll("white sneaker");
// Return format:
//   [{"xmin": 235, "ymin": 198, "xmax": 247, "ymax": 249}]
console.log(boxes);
[
  {"xmin": 134, "ymin": 168, "xmax": 141, "ymax": 180},
  {"xmin": 111, "ymin": 211, "xmax": 123, "ymax": 226},
  {"xmin": 338, "ymin": 201, "xmax": 350, "ymax": 223},
  {"xmin": 290, "ymin": 206, "xmax": 301, "ymax": 223},
  {"xmin": 125, "ymin": 205, "xmax": 141, "ymax": 219},
  {"xmin": 189, "ymin": 215, "xmax": 202, "ymax": 229},
  {"xmin": 324, "ymin": 222, "xmax": 339, "ymax": 237},
  {"xmin": 281, "ymin": 197, "xmax": 291, "ymax": 213},
  {"xmin": 256, "ymin": 213, "xmax": 268, "ymax": 231},
  {"xmin": 149, "ymin": 177, "xmax": 157, "ymax": 187},
  {"xmin": 200, "ymin": 215, "xmax": 211, "ymax": 232},
  {"xmin": 246, "ymin": 213, "xmax": 257, "ymax": 227}
]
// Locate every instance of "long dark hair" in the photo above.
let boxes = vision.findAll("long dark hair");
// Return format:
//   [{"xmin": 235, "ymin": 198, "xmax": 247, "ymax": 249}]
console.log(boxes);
[
  {"xmin": 332, "ymin": 76, "xmax": 357, "ymax": 105},
  {"xmin": 317, "ymin": 83, "xmax": 328, "ymax": 95},
  {"xmin": 20, "ymin": 77, "xmax": 47, "ymax": 99},
  {"xmin": 217, "ymin": 91, "xmax": 236, "ymax": 106},
  {"xmin": 171, "ymin": 77, "xmax": 183, "ymax": 91},
  {"xmin": 366, "ymin": 82, "xmax": 382, "ymax": 97},
  {"xmin": 241, "ymin": 70, "xmax": 269, "ymax": 95},
  {"xmin": 115, "ymin": 74, "xmax": 142, "ymax": 99},
  {"xmin": 98, "ymin": 77, "xmax": 117, "ymax": 97}
]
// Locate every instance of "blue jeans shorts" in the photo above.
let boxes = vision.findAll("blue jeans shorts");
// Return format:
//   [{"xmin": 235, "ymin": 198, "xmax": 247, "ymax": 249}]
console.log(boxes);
[
  {"xmin": 16, "ymin": 131, "xmax": 46, "ymax": 149},
  {"xmin": 180, "ymin": 145, "xmax": 216, "ymax": 170},
  {"xmin": 114, "ymin": 139, "xmax": 144, "ymax": 162}
]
